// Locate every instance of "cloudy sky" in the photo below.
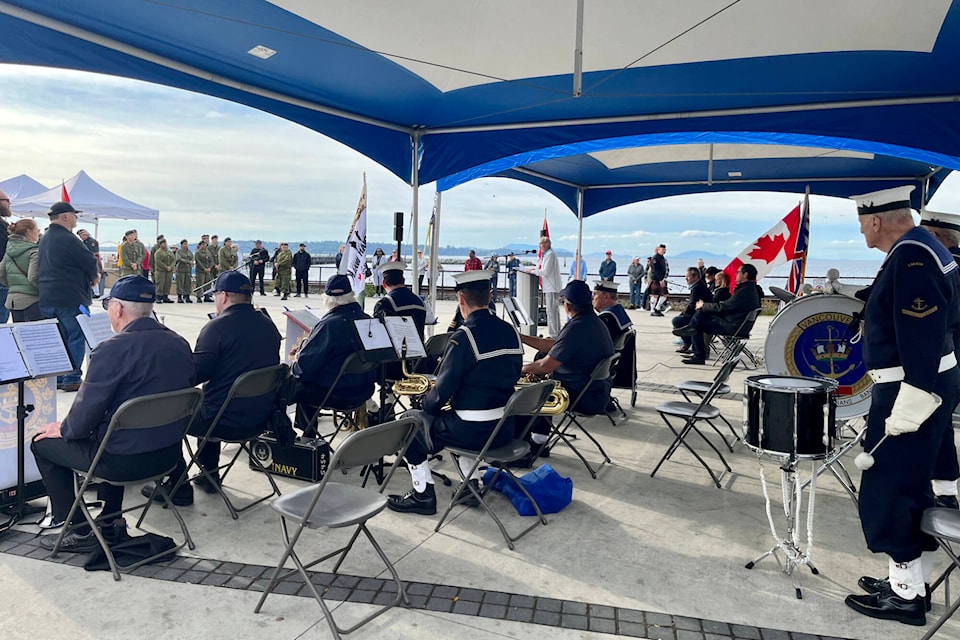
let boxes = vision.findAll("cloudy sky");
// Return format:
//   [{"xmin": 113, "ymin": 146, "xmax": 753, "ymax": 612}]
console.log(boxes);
[{"xmin": 3, "ymin": 63, "xmax": 960, "ymax": 260}]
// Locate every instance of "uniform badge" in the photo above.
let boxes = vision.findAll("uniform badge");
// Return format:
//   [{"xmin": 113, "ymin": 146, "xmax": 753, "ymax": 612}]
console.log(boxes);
[{"xmin": 902, "ymin": 298, "xmax": 938, "ymax": 318}]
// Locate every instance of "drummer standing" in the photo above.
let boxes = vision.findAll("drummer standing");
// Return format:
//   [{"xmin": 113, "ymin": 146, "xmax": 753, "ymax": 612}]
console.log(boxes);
[{"xmin": 844, "ymin": 186, "xmax": 960, "ymax": 626}]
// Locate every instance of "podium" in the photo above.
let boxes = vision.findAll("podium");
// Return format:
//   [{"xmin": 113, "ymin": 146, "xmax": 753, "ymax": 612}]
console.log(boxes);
[{"xmin": 515, "ymin": 271, "xmax": 540, "ymax": 337}]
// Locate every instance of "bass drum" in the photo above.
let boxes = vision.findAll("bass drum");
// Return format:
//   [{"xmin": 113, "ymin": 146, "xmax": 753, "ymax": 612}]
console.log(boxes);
[{"xmin": 764, "ymin": 293, "xmax": 871, "ymax": 420}]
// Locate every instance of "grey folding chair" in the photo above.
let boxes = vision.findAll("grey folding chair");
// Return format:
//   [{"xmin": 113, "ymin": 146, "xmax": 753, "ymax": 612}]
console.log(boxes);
[
  {"xmin": 435, "ymin": 381, "xmax": 555, "ymax": 550},
  {"xmin": 714, "ymin": 308, "xmax": 761, "ymax": 369},
  {"xmin": 49, "ymin": 387, "xmax": 203, "ymax": 581},
  {"xmin": 652, "ymin": 359, "xmax": 738, "ymax": 488},
  {"xmin": 607, "ymin": 329, "xmax": 636, "ymax": 422},
  {"xmin": 169, "ymin": 364, "xmax": 289, "ymax": 520},
  {"xmin": 538, "ymin": 354, "xmax": 619, "ymax": 479},
  {"xmin": 921, "ymin": 507, "xmax": 960, "ymax": 638},
  {"xmin": 675, "ymin": 365, "xmax": 738, "ymax": 451},
  {"xmin": 299, "ymin": 352, "xmax": 379, "ymax": 441},
  {"xmin": 421, "ymin": 331, "xmax": 454, "ymax": 373},
  {"xmin": 254, "ymin": 417, "xmax": 419, "ymax": 640}
]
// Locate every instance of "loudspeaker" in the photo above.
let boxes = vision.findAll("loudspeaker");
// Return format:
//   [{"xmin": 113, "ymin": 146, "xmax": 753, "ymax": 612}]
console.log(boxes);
[{"xmin": 393, "ymin": 211, "xmax": 404, "ymax": 243}]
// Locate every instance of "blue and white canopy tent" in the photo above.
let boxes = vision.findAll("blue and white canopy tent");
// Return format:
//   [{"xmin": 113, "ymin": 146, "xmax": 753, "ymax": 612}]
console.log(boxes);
[
  {"xmin": 2, "ymin": 0, "xmax": 960, "ymax": 282},
  {"xmin": 0, "ymin": 174, "xmax": 48, "ymax": 201}
]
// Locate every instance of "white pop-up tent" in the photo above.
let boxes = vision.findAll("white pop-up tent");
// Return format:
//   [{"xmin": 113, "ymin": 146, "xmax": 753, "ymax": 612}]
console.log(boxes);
[
  {"xmin": 10, "ymin": 170, "xmax": 159, "ymax": 236},
  {"xmin": 0, "ymin": 174, "xmax": 48, "ymax": 200}
]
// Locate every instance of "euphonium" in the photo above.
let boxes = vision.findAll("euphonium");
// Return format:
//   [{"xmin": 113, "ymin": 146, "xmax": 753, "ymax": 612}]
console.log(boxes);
[
  {"xmin": 392, "ymin": 352, "xmax": 435, "ymax": 397},
  {"xmin": 516, "ymin": 375, "xmax": 570, "ymax": 416}
]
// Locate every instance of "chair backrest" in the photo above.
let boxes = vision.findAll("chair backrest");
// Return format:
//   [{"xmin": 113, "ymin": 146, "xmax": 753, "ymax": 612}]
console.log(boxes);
[
  {"xmin": 327, "ymin": 416, "xmax": 419, "ymax": 483},
  {"xmin": 424, "ymin": 332, "xmax": 454, "ymax": 359},
  {"xmin": 700, "ymin": 359, "xmax": 739, "ymax": 406},
  {"xmin": 207, "ymin": 363, "xmax": 289, "ymax": 432},
  {"xmin": 505, "ymin": 381, "xmax": 556, "ymax": 443},
  {"xmin": 612, "ymin": 328, "xmax": 634, "ymax": 353},
  {"xmin": 342, "ymin": 351, "xmax": 381, "ymax": 375},
  {"xmin": 564, "ymin": 353, "xmax": 619, "ymax": 415},
  {"xmin": 734, "ymin": 308, "xmax": 761, "ymax": 337}
]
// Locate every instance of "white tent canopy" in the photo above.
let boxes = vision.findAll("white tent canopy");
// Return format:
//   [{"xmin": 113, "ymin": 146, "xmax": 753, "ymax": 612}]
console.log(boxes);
[
  {"xmin": 0, "ymin": 174, "xmax": 48, "ymax": 200},
  {"xmin": 10, "ymin": 170, "xmax": 159, "ymax": 225}
]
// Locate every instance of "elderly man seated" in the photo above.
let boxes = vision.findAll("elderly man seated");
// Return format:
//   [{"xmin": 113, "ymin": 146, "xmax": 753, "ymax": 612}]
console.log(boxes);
[
  {"xmin": 291, "ymin": 274, "xmax": 377, "ymax": 433},
  {"xmin": 672, "ymin": 266, "xmax": 713, "ymax": 355},
  {"xmin": 32, "ymin": 276, "xmax": 195, "ymax": 552}
]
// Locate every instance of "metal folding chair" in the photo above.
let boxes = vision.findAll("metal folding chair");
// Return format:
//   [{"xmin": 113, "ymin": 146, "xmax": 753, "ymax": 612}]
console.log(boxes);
[
  {"xmin": 254, "ymin": 417, "xmax": 419, "ymax": 640},
  {"xmin": 299, "ymin": 353, "xmax": 379, "ymax": 441},
  {"xmin": 714, "ymin": 308, "xmax": 761, "ymax": 369},
  {"xmin": 607, "ymin": 328, "xmax": 636, "ymax": 422},
  {"xmin": 435, "ymin": 381, "xmax": 555, "ymax": 550},
  {"xmin": 168, "ymin": 364, "xmax": 289, "ymax": 520},
  {"xmin": 674, "ymin": 366, "xmax": 739, "ymax": 451},
  {"xmin": 48, "ymin": 387, "xmax": 203, "ymax": 581},
  {"xmin": 921, "ymin": 507, "xmax": 960, "ymax": 639},
  {"xmin": 538, "ymin": 354, "xmax": 619, "ymax": 479},
  {"xmin": 651, "ymin": 359, "xmax": 738, "ymax": 488}
]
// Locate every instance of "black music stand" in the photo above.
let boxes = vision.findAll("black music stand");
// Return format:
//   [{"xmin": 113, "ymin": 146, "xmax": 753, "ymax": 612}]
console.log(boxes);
[{"xmin": 0, "ymin": 319, "xmax": 76, "ymax": 535}]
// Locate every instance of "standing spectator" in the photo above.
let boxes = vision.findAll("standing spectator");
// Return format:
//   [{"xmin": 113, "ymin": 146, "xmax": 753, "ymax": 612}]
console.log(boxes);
[
  {"xmin": 119, "ymin": 230, "xmax": 144, "ymax": 277},
  {"xmin": 464, "ymin": 249, "xmax": 482, "ymax": 271},
  {"xmin": 292, "ymin": 243, "xmax": 312, "ymax": 297},
  {"xmin": 485, "ymin": 253, "xmax": 500, "ymax": 301},
  {"xmin": 697, "ymin": 258, "xmax": 706, "ymax": 281},
  {"xmin": 0, "ymin": 188, "xmax": 10, "ymax": 323},
  {"xmin": 218, "ymin": 237, "xmax": 238, "ymax": 273},
  {"xmin": 335, "ymin": 243, "xmax": 345, "ymax": 270},
  {"xmin": 0, "ymin": 218, "xmax": 42, "ymax": 321},
  {"xmin": 649, "ymin": 245, "xmax": 668, "ymax": 316},
  {"xmin": 389, "ymin": 249, "xmax": 400, "ymax": 262},
  {"xmin": 195, "ymin": 240, "xmax": 214, "ymax": 301},
  {"xmin": 505, "ymin": 252, "xmax": 521, "ymax": 297},
  {"xmin": 175, "ymin": 239, "xmax": 195, "ymax": 303},
  {"xmin": 141, "ymin": 244, "xmax": 151, "ymax": 282},
  {"xmin": 627, "ymin": 257, "xmax": 643, "ymax": 309},
  {"xmin": 639, "ymin": 256, "xmax": 653, "ymax": 311},
  {"xmin": 274, "ymin": 242, "xmax": 293, "ymax": 300},
  {"xmin": 207, "ymin": 235, "xmax": 220, "ymax": 281},
  {"xmin": 416, "ymin": 249, "xmax": 428, "ymax": 291},
  {"xmin": 249, "ymin": 240, "xmax": 269, "ymax": 296},
  {"xmin": 270, "ymin": 244, "xmax": 281, "ymax": 293},
  {"xmin": 599, "ymin": 250, "xmax": 617, "ymax": 282},
  {"xmin": 38, "ymin": 202, "xmax": 99, "ymax": 391},
  {"xmin": 371, "ymin": 248, "xmax": 386, "ymax": 295},
  {"xmin": 78, "ymin": 229, "xmax": 104, "ymax": 298},
  {"xmin": 525, "ymin": 237, "xmax": 563, "ymax": 338},
  {"xmin": 149, "ymin": 234, "xmax": 164, "ymax": 282},
  {"xmin": 568, "ymin": 252, "xmax": 587, "ymax": 281},
  {"xmin": 153, "ymin": 238, "xmax": 174, "ymax": 303}
]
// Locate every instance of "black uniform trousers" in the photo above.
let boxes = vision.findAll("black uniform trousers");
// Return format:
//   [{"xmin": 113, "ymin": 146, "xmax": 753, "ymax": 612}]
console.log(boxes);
[
  {"xmin": 31, "ymin": 437, "xmax": 180, "ymax": 525},
  {"xmin": 250, "ymin": 264, "xmax": 266, "ymax": 294},
  {"xmin": 295, "ymin": 269, "xmax": 309, "ymax": 295},
  {"xmin": 859, "ymin": 368, "xmax": 960, "ymax": 562},
  {"xmin": 403, "ymin": 409, "xmax": 512, "ymax": 465},
  {"xmin": 169, "ymin": 413, "xmax": 264, "ymax": 482}
]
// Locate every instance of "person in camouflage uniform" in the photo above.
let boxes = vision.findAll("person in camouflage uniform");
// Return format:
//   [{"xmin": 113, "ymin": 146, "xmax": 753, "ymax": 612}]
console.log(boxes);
[
  {"xmin": 274, "ymin": 242, "xmax": 293, "ymax": 300},
  {"xmin": 207, "ymin": 235, "xmax": 220, "ymax": 281},
  {"xmin": 153, "ymin": 238, "xmax": 175, "ymax": 303},
  {"xmin": 218, "ymin": 237, "xmax": 238, "ymax": 273},
  {"xmin": 119, "ymin": 230, "xmax": 144, "ymax": 277},
  {"xmin": 194, "ymin": 239, "xmax": 214, "ymax": 302},
  {"xmin": 175, "ymin": 238, "xmax": 195, "ymax": 303},
  {"xmin": 149, "ymin": 234, "xmax": 165, "ymax": 282}
]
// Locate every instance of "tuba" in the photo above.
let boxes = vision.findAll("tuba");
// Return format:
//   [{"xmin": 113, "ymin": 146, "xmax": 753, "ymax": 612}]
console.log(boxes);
[
  {"xmin": 516, "ymin": 375, "xmax": 570, "ymax": 416},
  {"xmin": 392, "ymin": 340, "xmax": 435, "ymax": 398}
]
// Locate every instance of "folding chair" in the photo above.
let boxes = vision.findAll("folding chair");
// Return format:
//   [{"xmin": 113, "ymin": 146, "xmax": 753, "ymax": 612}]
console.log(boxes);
[
  {"xmin": 607, "ymin": 328, "xmax": 636, "ymax": 423},
  {"xmin": 254, "ymin": 417, "xmax": 419, "ymax": 640},
  {"xmin": 299, "ymin": 353, "xmax": 379, "ymax": 441},
  {"xmin": 49, "ymin": 387, "xmax": 203, "ymax": 581},
  {"xmin": 169, "ymin": 363, "xmax": 289, "ymax": 520},
  {"xmin": 539, "ymin": 354, "xmax": 619, "ymax": 479},
  {"xmin": 435, "ymin": 381, "xmax": 555, "ymax": 550},
  {"xmin": 651, "ymin": 359, "xmax": 738, "ymax": 488},
  {"xmin": 675, "ymin": 366, "xmax": 739, "ymax": 451},
  {"xmin": 714, "ymin": 308, "xmax": 761, "ymax": 369},
  {"xmin": 421, "ymin": 331, "xmax": 453, "ymax": 373},
  {"xmin": 921, "ymin": 507, "xmax": 960, "ymax": 639}
]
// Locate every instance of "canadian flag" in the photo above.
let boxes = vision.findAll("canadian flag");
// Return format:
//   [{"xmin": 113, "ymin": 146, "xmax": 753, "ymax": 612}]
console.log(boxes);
[
  {"xmin": 723, "ymin": 204, "xmax": 803, "ymax": 290},
  {"xmin": 61, "ymin": 180, "xmax": 71, "ymax": 203}
]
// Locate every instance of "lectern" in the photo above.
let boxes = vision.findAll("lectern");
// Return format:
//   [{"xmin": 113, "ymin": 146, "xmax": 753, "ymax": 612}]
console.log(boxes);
[{"xmin": 515, "ymin": 271, "xmax": 541, "ymax": 337}]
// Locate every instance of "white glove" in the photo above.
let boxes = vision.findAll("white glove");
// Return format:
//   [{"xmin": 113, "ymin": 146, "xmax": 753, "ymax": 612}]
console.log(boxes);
[{"xmin": 884, "ymin": 382, "xmax": 942, "ymax": 436}]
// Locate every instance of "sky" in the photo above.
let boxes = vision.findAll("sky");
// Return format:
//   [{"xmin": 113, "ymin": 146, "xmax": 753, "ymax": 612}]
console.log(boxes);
[{"xmin": 4, "ymin": 63, "xmax": 960, "ymax": 260}]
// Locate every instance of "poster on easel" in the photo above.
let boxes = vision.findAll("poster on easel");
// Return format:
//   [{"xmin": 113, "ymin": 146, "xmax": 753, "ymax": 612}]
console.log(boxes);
[{"xmin": 0, "ymin": 377, "xmax": 56, "ymax": 506}]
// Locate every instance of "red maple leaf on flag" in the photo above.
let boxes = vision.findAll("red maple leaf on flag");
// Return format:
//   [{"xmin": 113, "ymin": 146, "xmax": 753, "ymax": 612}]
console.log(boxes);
[{"xmin": 747, "ymin": 233, "xmax": 787, "ymax": 263}]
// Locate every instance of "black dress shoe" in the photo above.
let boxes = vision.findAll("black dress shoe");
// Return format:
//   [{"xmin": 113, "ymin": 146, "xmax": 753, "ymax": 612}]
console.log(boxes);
[
  {"xmin": 387, "ymin": 485, "xmax": 436, "ymax": 515},
  {"xmin": 141, "ymin": 481, "xmax": 193, "ymax": 506},
  {"xmin": 858, "ymin": 575, "xmax": 932, "ymax": 612},
  {"xmin": 935, "ymin": 494, "xmax": 960, "ymax": 509},
  {"xmin": 682, "ymin": 357, "xmax": 706, "ymax": 365},
  {"xmin": 193, "ymin": 474, "xmax": 221, "ymax": 495},
  {"xmin": 672, "ymin": 326, "xmax": 697, "ymax": 337},
  {"xmin": 845, "ymin": 583, "xmax": 926, "ymax": 626},
  {"xmin": 675, "ymin": 346, "xmax": 692, "ymax": 354},
  {"xmin": 39, "ymin": 530, "xmax": 100, "ymax": 553}
]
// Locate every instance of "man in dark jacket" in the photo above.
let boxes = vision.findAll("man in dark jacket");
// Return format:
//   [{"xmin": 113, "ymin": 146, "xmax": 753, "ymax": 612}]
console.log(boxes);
[
  {"xmin": 649, "ymin": 245, "xmax": 668, "ymax": 315},
  {"xmin": 0, "ymin": 189, "xmax": 10, "ymax": 323},
  {"xmin": 292, "ymin": 243, "xmax": 312, "ymax": 297},
  {"xmin": 672, "ymin": 267, "xmax": 713, "ymax": 355},
  {"xmin": 675, "ymin": 263, "xmax": 761, "ymax": 364},
  {"xmin": 38, "ymin": 202, "xmax": 100, "ymax": 391},
  {"xmin": 248, "ymin": 240, "xmax": 270, "ymax": 296}
]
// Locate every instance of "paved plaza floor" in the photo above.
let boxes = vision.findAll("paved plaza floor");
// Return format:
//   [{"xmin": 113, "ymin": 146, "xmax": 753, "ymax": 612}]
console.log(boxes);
[{"xmin": 2, "ymin": 291, "xmax": 959, "ymax": 640}]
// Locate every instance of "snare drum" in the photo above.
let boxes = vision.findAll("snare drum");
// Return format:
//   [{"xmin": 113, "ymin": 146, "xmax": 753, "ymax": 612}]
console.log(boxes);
[{"xmin": 743, "ymin": 375, "xmax": 837, "ymax": 460}]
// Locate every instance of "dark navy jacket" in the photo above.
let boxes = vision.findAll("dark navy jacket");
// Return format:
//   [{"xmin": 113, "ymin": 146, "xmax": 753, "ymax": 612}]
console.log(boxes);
[
  {"xmin": 60, "ymin": 317, "xmax": 195, "ymax": 454},
  {"xmin": 194, "ymin": 303, "xmax": 281, "ymax": 429},
  {"xmin": 38, "ymin": 224, "xmax": 98, "ymax": 308},
  {"xmin": 374, "ymin": 286, "xmax": 427, "ymax": 337},
  {"xmin": 597, "ymin": 303, "xmax": 632, "ymax": 343},
  {"xmin": 681, "ymin": 279, "xmax": 712, "ymax": 317},
  {"xmin": 699, "ymin": 280, "xmax": 761, "ymax": 334},
  {"xmin": 549, "ymin": 310, "xmax": 614, "ymax": 414},
  {"xmin": 294, "ymin": 302, "xmax": 376, "ymax": 405}
]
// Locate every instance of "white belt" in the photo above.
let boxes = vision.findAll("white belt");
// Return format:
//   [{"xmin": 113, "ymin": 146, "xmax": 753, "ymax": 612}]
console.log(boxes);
[
  {"xmin": 868, "ymin": 353, "xmax": 957, "ymax": 385},
  {"xmin": 455, "ymin": 407, "xmax": 506, "ymax": 421}
]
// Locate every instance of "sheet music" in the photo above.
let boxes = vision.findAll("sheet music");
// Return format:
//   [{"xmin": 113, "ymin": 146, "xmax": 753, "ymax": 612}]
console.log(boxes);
[
  {"xmin": 13, "ymin": 320, "xmax": 75, "ymax": 378},
  {"xmin": 76, "ymin": 312, "xmax": 115, "ymax": 350},
  {"xmin": 0, "ymin": 327, "xmax": 30, "ymax": 383},
  {"xmin": 503, "ymin": 296, "xmax": 533, "ymax": 328},
  {"xmin": 383, "ymin": 316, "xmax": 426, "ymax": 358},
  {"xmin": 354, "ymin": 318, "xmax": 393, "ymax": 352}
]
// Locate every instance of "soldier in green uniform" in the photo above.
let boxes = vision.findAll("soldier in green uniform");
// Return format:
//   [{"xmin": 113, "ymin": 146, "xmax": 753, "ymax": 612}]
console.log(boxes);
[
  {"xmin": 175, "ymin": 238, "xmax": 195, "ymax": 303},
  {"xmin": 194, "ymin": 239, "xmax": 214, "ymax": 302},
  {"xmin": 153, "ymin": 239, "xmax": 175, "ymax": 303},
  {"xmin": 119, "ymin": 230, "xmax": 144, "ymax": 277},
  {"xmin": 274, "ymin": 242, "xmax": 293, "ymax": 300},
  {"xmin": 149, "ymin": 234, "xmax": 165, "ymax": 282},
  {"xmin": 218, "ymin": 237, "xmax": 238, "ymax": 273},
  {"xmin": 207, "ymin": 235, "xmax": 220, "ymax": 281}
]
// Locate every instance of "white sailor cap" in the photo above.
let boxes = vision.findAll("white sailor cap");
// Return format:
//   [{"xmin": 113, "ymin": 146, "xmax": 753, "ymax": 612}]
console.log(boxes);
[
  {"xmin": 378, "ymin": 260, "xmax": 406, "ymax": 274},
  {"xmin": 850, "ymin": 185, "xmax": 915, "ymax": 215},
  {"xmin": 920, "ymin": 209, "xmax": 960, "ymax": 233},
  {"xmin": 453, "ymin": 269, "xmax": 493, "ymax": 291},
  {"xmin": 593, "ymin": 280, "xmax": 619, "ymax": 294}
]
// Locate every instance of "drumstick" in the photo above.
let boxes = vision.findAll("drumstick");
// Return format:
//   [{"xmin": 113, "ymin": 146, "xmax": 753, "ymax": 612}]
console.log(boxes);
[{"xmin": 854, "ymin": 434, "xmax": 888, "ymax": 470}]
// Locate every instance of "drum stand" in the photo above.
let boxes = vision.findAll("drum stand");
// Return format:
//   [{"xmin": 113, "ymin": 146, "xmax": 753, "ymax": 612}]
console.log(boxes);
[
  {"xmin": 746, "ymin": 456, "xmax": 820, "ymax": 599},
  {"xmin": 801, "ymin": 417, "xmax": 865, "ymax": 506}
]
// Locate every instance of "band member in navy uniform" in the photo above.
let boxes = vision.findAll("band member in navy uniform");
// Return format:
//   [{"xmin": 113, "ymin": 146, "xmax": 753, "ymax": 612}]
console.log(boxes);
[
  {"xmin": 844, "ymin": 186, "xmax": 960, "ymax": 627},
  {"xmin": 387, "ymin": 269, "xmax": 523, "ymax": 516},
  {"xmin": 374, "ymin": 260, "xmax": 428, "ymax": 381},
  {"xmin": 593, "ymin": 280, "xmax": 633, "ymax": 389},
  {"xmin": 918, "ymin": 208, "xmax": 960, "ymax": 510},
  {"xmin": 291, "ymin": 274, "xmax": 377, "ymax": 432}
]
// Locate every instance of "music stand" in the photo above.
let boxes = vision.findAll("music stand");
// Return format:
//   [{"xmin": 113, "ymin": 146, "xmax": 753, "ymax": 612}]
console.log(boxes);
[
  {"xmin": 502, "ymin": 296, "xmax": 534, "ymax": 333},
  {"xmin": 0, "ymin": 319, "xmax": 76, "ymax": 534}
]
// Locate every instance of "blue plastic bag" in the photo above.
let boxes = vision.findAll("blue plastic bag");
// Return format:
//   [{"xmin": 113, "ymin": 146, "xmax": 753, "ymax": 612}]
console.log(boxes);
[{"xmin": 482, "ymin": 463, "xmax": 573, "ymax": 516}]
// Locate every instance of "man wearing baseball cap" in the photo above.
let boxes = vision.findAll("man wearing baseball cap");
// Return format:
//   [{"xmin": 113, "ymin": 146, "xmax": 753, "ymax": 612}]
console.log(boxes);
[
  {"xmin": 38, "ymin": 202, "xmax": 100, "ymax": 391},
  {"xmin": 599, "ymin": 250, "xmax": 617, "ymax": 282}
]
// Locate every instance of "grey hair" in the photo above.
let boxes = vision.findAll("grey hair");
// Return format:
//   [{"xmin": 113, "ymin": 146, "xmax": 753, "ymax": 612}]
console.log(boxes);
[
  {"xmin": 880, "ymin": 208, "xmax": 915, "ymax": 225},
  {"xmin": 324, "ymin": 291, "xmax": 357, "ymax": 311},
  {"xmin": 116, "ymin": 299, "xmax": 154, "ymax": 318},
  {"xmin": 931, "ymin": 226, "xmax": 960, "ymax": 248}
]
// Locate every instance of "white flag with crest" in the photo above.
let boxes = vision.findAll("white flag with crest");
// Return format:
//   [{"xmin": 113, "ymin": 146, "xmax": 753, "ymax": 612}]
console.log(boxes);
[{"xmin": 339, "ymin": 174, "xmax": 368, "ymax": 296}]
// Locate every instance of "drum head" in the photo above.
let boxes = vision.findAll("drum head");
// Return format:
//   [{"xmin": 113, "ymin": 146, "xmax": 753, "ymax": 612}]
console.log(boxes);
[
  {"xmin": 746, "ymin": 375, "xmax": 837, "ymax": 393},
  {"xmin": 764, "ymin": 294, "xmax": 870, "ymax": 420}
]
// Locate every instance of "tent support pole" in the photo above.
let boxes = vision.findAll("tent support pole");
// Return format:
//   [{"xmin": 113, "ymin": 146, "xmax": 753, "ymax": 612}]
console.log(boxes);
[
  {"xmin": 576, "ymin": 187, "xmax": 584, "ymax": 273},
  {"xmin": 428, "ymin": 191, "xmax": 442, "ymax": 337},
  {"xmin": 411, "ymin": 132, "xmax": 420, "ymax": 296},
  {"xmin": 572, "ymin": 0, "xmax": 584, "ymax": 97}
]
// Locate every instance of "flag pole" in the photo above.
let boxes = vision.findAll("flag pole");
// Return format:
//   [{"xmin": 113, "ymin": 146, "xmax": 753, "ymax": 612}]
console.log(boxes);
[
  {"xmin": 576, "ymin": 188, "xmax": 584, "ymax": 272},
  {"xmin": 410, "ymin": 132, "xmax": 421, "ymax": 296},
  {"xmin": 428, "ymin": 191, "xmax": 441, "ymax": 337}
]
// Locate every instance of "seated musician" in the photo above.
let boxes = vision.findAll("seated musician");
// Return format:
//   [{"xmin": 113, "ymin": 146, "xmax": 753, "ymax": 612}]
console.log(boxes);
[
  {"xmin": 673, "ymin": 263, "xmax": 761, "ymax": 365},
  {"xmin": 520, "ymin": 280, "xmax": 615, "ymax": 450},
  {"xmin": 291, "ymin": 274, "xmax": 377, "ymax": 432},
  {"xmin": 387, "ymin": 269, "xmax": 523, "ymax": 516},
  {"xmin": 374, "ymin": 260, "xmax": 426, "ymax": 380},
  {"xmin": 592, "ymin": 280, "xmax": 632, "ymax": 342}
]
